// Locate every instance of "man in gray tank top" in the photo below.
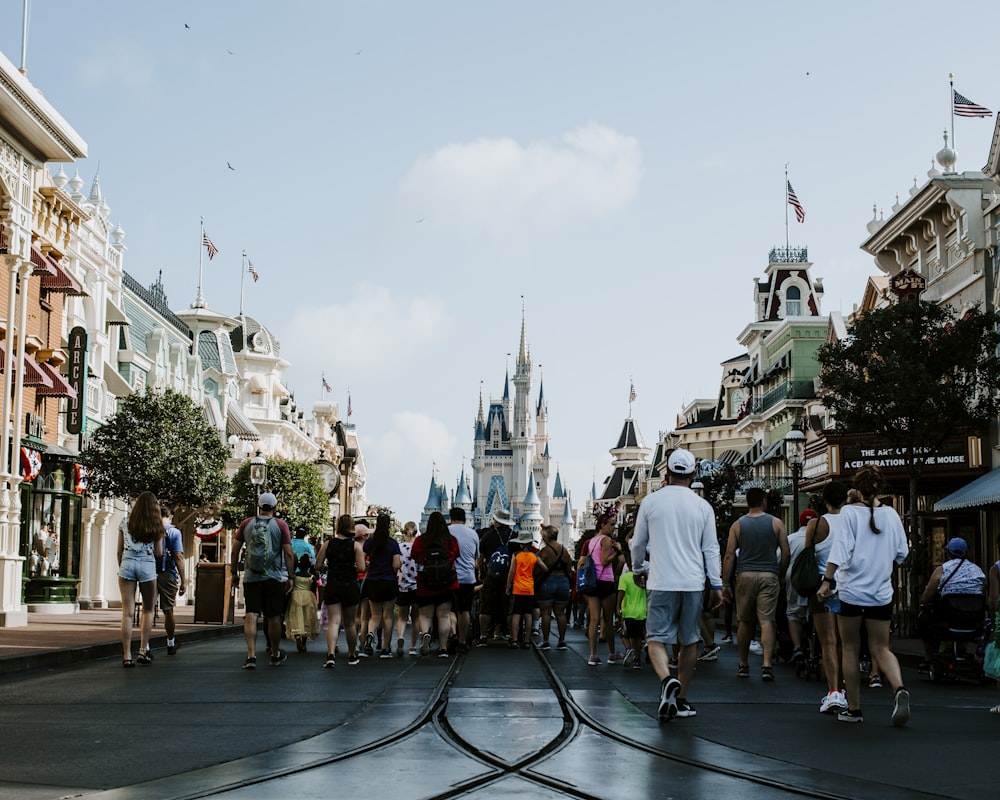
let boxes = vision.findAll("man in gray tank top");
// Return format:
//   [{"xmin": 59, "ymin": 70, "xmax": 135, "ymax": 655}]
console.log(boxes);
[{"xmin": 722, "ymin": 487, "xmax": 789, "ymax": 681}]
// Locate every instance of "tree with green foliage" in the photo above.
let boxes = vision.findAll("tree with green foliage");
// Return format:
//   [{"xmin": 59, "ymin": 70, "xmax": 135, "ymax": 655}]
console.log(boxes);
[
  {"xmin": 81, "ymin": 389, "xmax": 230, "ymax": 508},
  {"xmin": 222, "ymin": 457, "xmax": 330, "ymax": 538},
  {"xmin": 817, "ymin": 300, "xmax": 1000, "ymax": 611}
]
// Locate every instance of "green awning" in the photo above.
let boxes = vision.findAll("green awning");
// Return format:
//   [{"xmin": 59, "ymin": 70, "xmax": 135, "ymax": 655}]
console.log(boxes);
[{"xmin": 934, "ymin": 468, "xmax": 1000, "ymax": 511}]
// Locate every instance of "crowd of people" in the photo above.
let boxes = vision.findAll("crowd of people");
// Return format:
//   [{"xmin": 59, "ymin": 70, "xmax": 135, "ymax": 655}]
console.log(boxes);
[{"xmin": 117, "ymin": 459, "xmax": 1000, "ymax": 728}]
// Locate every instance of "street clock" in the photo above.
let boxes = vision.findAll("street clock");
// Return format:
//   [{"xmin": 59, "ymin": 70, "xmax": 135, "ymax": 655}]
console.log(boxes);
[{"xmin": 317, "ymin": 460, "xmax": 340, "ymax": 495}]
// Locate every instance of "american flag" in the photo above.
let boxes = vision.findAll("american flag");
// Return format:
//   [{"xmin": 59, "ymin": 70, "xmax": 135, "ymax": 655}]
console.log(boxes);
[
  {"xmin": 787, "ymin": 181, "xmax": 806, "ymax": 223},
  {"xmin": 321, "ymin": 375, "xmax": 332, "ymax": 393},
  {"xmin": 202, "ymin": 233, "xmax": 219, "ymax": 260},
  {"xmin": 629, "ymin": 383, "xmax": 637, "ymax": 404},
  {"xmin": 347, "ymin": 393, "xmax": 353, "ymax": 418},
  {"xmin": 953, "ymin": 89, "xmax": 992, "ymax": 118},
  {"xmin": 248, "ymin": 260, "xmax": 259, "ymax": 282}
]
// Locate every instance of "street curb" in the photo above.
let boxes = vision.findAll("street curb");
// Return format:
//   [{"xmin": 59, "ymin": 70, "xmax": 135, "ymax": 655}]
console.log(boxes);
[{"xmin": 0, "ymin": 624, "xmax": 243, "ymax": 677}]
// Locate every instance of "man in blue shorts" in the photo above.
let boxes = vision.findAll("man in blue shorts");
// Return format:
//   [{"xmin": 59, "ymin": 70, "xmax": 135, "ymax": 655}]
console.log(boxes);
[{"xmin": 631, "ymin": 449, "xmax": 723, "ymax": 721}]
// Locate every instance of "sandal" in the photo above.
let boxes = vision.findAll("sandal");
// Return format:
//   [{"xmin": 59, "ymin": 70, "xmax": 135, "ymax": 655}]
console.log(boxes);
[
  {"xmin": 122, "ymin": 659, "xmax": 135, "ymax": 668},
  {"xmin": 137, "ymin": 650, "xmax": 153, "ymax": 666}
]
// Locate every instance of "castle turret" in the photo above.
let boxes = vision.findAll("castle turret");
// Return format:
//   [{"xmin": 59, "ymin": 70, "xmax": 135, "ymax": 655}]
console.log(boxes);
[{"xmin": 520, "ymin": 475, "xmax": 543, "ymax": 545}]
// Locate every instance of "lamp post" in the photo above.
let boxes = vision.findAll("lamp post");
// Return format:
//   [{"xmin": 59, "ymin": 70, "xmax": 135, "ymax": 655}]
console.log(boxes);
[
  {"xmin": 249, "ymin": 450, "xmax": 267, "ymax": 499},
  {"xmin": 691, "ymin": 480, "xmax": 705, "ymax": 498},
  {"xmin": 784, "ymin": 424, "xmax": 806, "ymax": 524}
]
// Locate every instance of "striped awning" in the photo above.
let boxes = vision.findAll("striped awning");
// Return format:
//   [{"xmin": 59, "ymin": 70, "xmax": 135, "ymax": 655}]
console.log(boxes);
[
  {"xmin": 106, "ymin": 298, "xmax": 129, "ymax": 326},
  {"xmin": 227, "ymin": 404, "xmax": 261, "ymax": 441},
  {"xmin": 40, "ymin": 258, "xmax": 87, "ymax": 295},
  {"xmin": 29, "ymin": 245, "xmax": 57, "ymax": 276},
  {"xmin": 753, "ymin": 440, "xmax": 785, "ymax": 466},
  {"xmin": 0, "ymin": 350, "xmax": 54, "ymax": 387},
  {"xmin": 36, "ymin": 362, "xmax": 77, "ymax": 398},
  {"xmin": 717, "ymin": 449, "xmax": 741, "ymax": 465},
  {"xmin": 934, "ymin": 468, "xmax": 1000, "ymax": 511}
]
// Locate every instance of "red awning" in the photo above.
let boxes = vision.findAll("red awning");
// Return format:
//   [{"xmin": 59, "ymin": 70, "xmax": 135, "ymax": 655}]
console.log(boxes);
[
  {"xmin": 40, "ymin": 257, "xmax": 87, "ymax": 296},
  {"xmin": 29, "ymin": 245, "xmax": 57, "ymax": 277},
  {"xmin": 0, "ymin": 350, "xmax": 54, "ymax": 387},
  {"xmin": 35, "ymin": 362, "xmax": 77, "ymax": 399}
]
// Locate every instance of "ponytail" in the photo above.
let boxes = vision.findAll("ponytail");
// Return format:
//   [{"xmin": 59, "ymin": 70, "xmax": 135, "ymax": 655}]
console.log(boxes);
[
  {"xmin": 853, "ymin": 466, "xmax": 884, "ymax": 535},
  {"xmin": 866, "ymin": 499, "xmax": 881, "ymax": 534}
]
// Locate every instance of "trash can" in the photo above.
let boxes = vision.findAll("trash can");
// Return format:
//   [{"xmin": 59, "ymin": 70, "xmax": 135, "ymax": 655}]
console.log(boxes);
[{"xmin": 194, "ymin": 562, "xmax": 234, "ymax": 623}]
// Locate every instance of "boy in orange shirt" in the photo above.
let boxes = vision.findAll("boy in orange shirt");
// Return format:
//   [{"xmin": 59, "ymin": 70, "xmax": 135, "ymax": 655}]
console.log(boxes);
[{"xmin": 506, "ymin": 530, "xmax": 539, "ymax": 649}]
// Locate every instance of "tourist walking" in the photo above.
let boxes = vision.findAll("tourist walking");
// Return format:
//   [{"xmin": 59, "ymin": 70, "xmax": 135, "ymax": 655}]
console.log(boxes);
[
  {"xmin": 818, "ymin": 465, "xmax": 910, "ymax": 726},
  {"xmin": 580, "ymin": 506, "xmax": 626, "ymax": 665},
  {"xmin": 412, "ymin": 511, "xmax": 460, "ymax": 657},
  {"xmin": 364, "ymin": 514, "xmax": 402, "ymax": 658},
  {"xmin": 477, "ymin": 508, "xmax": 514, "ymax": 645},
  {"xmin": 535, "ymin": 524, "xmax": 573, "ymax": 650},
  {"xmin": 448, "ymin": 507, "xmax": 480, "ymax": 652},
  {"xmin": 287, "ymin": 525, "xmax": 319, "ymax": 652},
  {"xmin": 506, "ymin": 529, "xmax": 540, "ymax": 648},
  {"xmin": 118, "ymin": 492, "xmax": 164, "ymax": 667},
  {"xmin": 157, "ymin": 504, "xmax": 186, "ymax": 657},
  {"xmin": 395, "ymin": 521, "xmax": 420, "ymax": 656},
  {"xmin": 316, "ymin": 513, "xmax": 367, "ymax": 667},
  {"xmin": 630, "ymin": 449, "xmax": 723, "ymax": 721}
]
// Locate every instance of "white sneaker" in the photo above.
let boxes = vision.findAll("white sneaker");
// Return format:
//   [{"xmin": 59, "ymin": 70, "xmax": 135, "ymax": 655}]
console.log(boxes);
[
  {"xmin": 749, "ymin": 640, "xmax": 763, "ymax": 656},
  {"xmin": 820, "ymin": 690, "xmax": 848, "ymax": 713}
]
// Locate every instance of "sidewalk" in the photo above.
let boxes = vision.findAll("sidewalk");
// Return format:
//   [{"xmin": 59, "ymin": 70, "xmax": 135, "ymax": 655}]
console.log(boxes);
[{"xmin": 0, "ymin": 605, "xmax": 241, "ymax": 676}]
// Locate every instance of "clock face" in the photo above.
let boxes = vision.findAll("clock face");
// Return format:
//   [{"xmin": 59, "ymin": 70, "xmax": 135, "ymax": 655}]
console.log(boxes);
[{"xmin": 317, "ymin": 461, "xmax": 340, "ymax": 494}]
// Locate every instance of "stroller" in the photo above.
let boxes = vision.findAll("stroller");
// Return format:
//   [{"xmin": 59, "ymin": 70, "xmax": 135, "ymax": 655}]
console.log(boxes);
[{"xmin": 920, "ymin": 594, "xmax": 988, "ymax": 683}]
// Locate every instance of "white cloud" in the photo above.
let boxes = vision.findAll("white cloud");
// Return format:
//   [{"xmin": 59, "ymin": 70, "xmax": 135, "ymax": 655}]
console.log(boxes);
[
  {"xmin": 282, "ymin": 283, "xmax": 450, "ymax": 375},
  {"xmin": 398, "ymin": 122, "xmax": 642, "ymax": 236},
  {"xmin": 77, "ymin": 42, "xmax": 155, "ymax": 92},
  {"xmin": 364, "ymin": 411, "xmax": 459, "ymax": 515}
]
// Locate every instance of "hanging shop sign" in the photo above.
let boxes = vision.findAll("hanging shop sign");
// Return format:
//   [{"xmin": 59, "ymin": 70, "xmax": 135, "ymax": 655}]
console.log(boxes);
[{"xmin": 67, "ymin": 326, "xmax": 88, "ymax": 435}]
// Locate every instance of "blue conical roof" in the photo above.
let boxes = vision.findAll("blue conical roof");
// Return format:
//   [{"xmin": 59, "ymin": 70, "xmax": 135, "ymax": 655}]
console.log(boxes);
[
  {"xmin": 552, "ymin": 471, "xmax": 565, "ymax": 498},
  {"xmin": 423, "ymin": 475, "xmax": 440, "ymax": 512},
  {"xmin": 503, "ymin": 369, "xmax": 510, "ymax": 400},
  {"xmin": 523, "ymin": 477, "xmax": 539, "ymax": 507},
  {"xmin": 561, "ymin": 500, "xmax": 573, "ymax": 524}
]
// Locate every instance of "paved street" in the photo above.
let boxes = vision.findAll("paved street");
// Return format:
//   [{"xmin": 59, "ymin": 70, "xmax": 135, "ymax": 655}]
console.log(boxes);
[{"xmin": 0, "ymin": 612, "xmax": 996, "ymax": 800}]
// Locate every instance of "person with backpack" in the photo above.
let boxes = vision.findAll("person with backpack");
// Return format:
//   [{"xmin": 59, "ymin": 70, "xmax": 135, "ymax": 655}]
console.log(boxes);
[
  {"xmin": 476, "ymin": 508, "xmax": 514, "ymax": 646},
  {"xmin": 315, "ymin": 514, "xmax": 368, "ymax": 667},
  {"xmin": 117, "ymin": 492, "xmax": 165, "ymax": 667},
  {"xmin": 157, "ymin": 505, "xmax": 187, "ymax": 656},
  {"xmin": 411, "ymin": 511, "xmax": 460, "ymax": 657},
  {"xmin": 535, "ymin": 524, "xmax": 574, "ymax": 650},
  {"xmin": 231, "ymin": 492, "xmax": 295, "ymax": 669}
]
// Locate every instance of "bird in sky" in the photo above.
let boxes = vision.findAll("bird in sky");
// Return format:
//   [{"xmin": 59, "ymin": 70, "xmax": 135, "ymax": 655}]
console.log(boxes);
[
  {"xmin": 354, "ymin": 49, "xmax": 363, "ymax": 55},
  {"xmin": 227, "ymin": 49, "xmax": 236, "ymax": 55},
  {"xmin": 416, "ymin": 218, "xmax": 425, "ymax": 223},
  {"xmin": 184, "ymin": 23, "xmax": 191, "ymax": 29},
  {"xmin": 227, "ymin": 162, "xmax": 236, "ymax": 171}
]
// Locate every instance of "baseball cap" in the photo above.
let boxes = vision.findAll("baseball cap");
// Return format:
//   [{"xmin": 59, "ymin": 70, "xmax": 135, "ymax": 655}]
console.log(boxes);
[
  {"xmin": 258, "ymin": 492, "xmax": 277, "ymax": 509},
  {"xmin": 946, "ymin": 537, "xmax": 968, "ymax": 556},
  {"xmin": 799, "ymin": 509, "xmax": 818, "ymax": 526},
  {"xmin": 667, "ymin": 449, "xmax": 697, "ymax": 475}
]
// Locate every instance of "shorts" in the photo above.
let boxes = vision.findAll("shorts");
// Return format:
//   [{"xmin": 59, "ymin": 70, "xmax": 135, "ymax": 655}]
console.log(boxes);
[
  {"xmin": 454, "ymin": 583, "xmax": 476, "ymax": 614},
  {"xmin": 118, "ymin": 555, "xmax": 156, "ymax": 584},
  {"xmin": 418, "ymin": 590, "xmax": 454, "ymax": 610},
  {"xmin": 786, "ymin": 601, "xmax": 808, "ymax": 624},
  {"xmin": 591, "ymin": 579, "xmax": 617, "ymax": 600},
  {"xmin": 838, "ymin": 599, "xmax": 893, "ymax": 621},
  {"xmin": 324, "ymin": 580, "xmax": 361, "ymax": 608},
  {"xmin": 623, "ymin": 617, "xmax": 646, "ymax": 638},
  {"xmin": 396, "ymin": 589, "xmax": 418, "ymax": 607},
  {"xmin": 646, "ymin": 590, "xmax": 703, "ymax": 647},
  {"xmin": 536, "ymin": 574, "xmax": 571, "ymax": 605},
  {"xmin": 734, "ymin": 571, "xmax": 780, "ymax": 624},
  {"xmin": 243, "ymin": 579, "xmax": 286, "ymax": 617},
  {"xmin": 157, "ymin": 572, "xmax": 180, "ymax": 611},
  {"xmin": 510, "ymin": 594, "xmax": 536, "ymax": 615},
  {"xmin": 482, "ymin": 574, "xmax": 506, "ymax": 619},
  {"xmin": 366, "ymin": 579, "xmax": 398, "ymax": 604}
]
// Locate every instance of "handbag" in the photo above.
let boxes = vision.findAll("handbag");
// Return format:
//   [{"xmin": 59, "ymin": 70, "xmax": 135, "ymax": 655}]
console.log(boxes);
[
  {"xmin": 576, "ymin": 538, "xmax": 599, "ymax": 596},
  {"xmin": 790, "ymin": 546, "xmax": 821, "ymax": 596}
]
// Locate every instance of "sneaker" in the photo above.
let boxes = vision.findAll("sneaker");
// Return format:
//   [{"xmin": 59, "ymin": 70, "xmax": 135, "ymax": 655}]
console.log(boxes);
[
  {"xmin": 737, "ymin": 663, "xmax": 750, "ymax": 678},
  {"xmin": 396, "ymin": 637, "xmax": 404, "ymax": 657},
  {"xmin": 532, "ymin": 628, "xmax": 542, "ymax": 645},
  {"xmin": 242, "ymin": 656, "xmax": 257, "ymax": 670},
  {"xmin": 658, "ymin": 677, "xmax": 681, "ymax": 721},
  {"xmin": 838, "ymin": 708, "xmax": 864, "ymax": 723},
  {"xmin": 761, "ymin": 665, "xmax": 774, "ymax": 681},
  {"xmin": 623, "ymin": 648, "xmax": 636, "ymax": 667},
  {"xmin": 362, "ymin": 632, "xmax": 375, "ymax": 657},
  {"xmin": 555, "ymin": 640, "xmax": 567, "ymax": 651},
  {"xmin": 437, "ymin": 650, "xmax": 450, "ymax": 659},
  {"xmin": 587, "ymin": 655, "xmax": 602, "ymax": 665},
  {"xmin": 608, "ymin": 651, "xmax": 626, "ymax": 664},
  {"xmin": 408, "ymin": 647, "xmax": 419, "ymax": 656},
  {"xmin": 698, "ymin": 644, "xmax": 721, "ymax": 662},
  {"xmin": 675, "ymin": 699, "xmax": 697, "ymax": 718},
  {"xmin": 749, "ymin": 640, "xmax": 763, "ymax": 656},
  {"xmin": 420, "ymin": 632, "xmax": 432, "ymax": 656},
  {"xmin": 869, "ymin": 674, "xmax": 883, "ymax": 689},
  {"xmin": 891, "ymin": 688, "xmax": 910, "ymax": 727},
  {"xmin": 791, "ymin": 647, "xmax": 806, "ymax": 664},
  {"xmin": 323, "ymin": 654, "xmax": 336, "ymax": 668},
  {"xmin": 476, "ymin": 637, "xmax": 489, "ymax": 648},
  {"xmin": 820, "ymin": 690, "xmax": 848, "ymax": 713},
  {"xmin": 347, "ymin": 653, "xmax": 360, "ymax": 666},
  {"xmin": 509, "ymin": 640, "xmax": 521, "ymax": 649},
  {"xmin": 632, "ymin": 660, "xmax": 642, "ymax": 670},
  {"xmin": 720, "ymin": 634, "xmax": 734, "ymax": 645},
  {"xmin": 167, "ymin": 640, "xmax": 179, "ymax": 656},
  {"xmin": 270, "ymin": 649, "xmax": 287, "ymax": 666},
  {"xmin": 521, "ymin": 641, "xmax": 531, "ymax": 650},
  {"xmin": 380, "ymin": 648, "xmax": 393, "ymax": 659},
  {"xmin": 539, "ymin": 641, "xmax": 551, "ymax": 651}
]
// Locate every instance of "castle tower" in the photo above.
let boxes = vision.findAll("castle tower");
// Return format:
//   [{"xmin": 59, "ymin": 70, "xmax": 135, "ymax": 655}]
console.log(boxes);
[
  {"xmin": 510, "ymin": 309, "xmax": 533, "ymax": 513},
  {"xmin": 533, "ymin": 377, "xmax": 551, "ymax": 522},
  {"xmin": 520, "ymin": 474, "xmax": 543, "ymax": 545}
]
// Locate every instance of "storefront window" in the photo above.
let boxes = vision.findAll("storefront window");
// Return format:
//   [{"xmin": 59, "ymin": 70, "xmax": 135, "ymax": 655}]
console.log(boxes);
[{"xmin": 21, "ymin": 459, "xmax": 82, "ymax": 603}]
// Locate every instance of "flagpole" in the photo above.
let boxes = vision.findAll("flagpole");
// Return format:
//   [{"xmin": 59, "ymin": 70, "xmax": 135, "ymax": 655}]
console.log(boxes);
[
  {"xmin": 784, "ymin": 163, "xmax": 790, "ymax": 252},
  {"xmin": 195, "ymin": 217, "xmax": 206, "ymax": 308},
  {"xmin": 240, "ymin": 250, "xmax": 246, "ymax": 317},
  {"xmin": 949, "ymin": 73, "xmax": 956, "ymax": 153}
]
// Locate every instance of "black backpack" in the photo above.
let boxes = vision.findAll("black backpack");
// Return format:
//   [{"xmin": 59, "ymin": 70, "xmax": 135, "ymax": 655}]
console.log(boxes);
[
  {"xmin": 486, "ymin": 529, "xmax": 512, "ymax": 578},
  {"xmin": 419, "ymin": 538, "xmax": 457, "ymax": 589}
]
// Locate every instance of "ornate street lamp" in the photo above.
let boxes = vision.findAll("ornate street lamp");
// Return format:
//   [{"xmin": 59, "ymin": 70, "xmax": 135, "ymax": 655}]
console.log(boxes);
[
  {"xmin": 249, "ymin": 450, "xmax": 267, "ymax": 495},
  {"xmin": 784, "ymin": 423, "xmax": 806, "ymax": 523},
  {"xmin": 691, "ymin": 480, "xmax": 705, "ymax": 498}
]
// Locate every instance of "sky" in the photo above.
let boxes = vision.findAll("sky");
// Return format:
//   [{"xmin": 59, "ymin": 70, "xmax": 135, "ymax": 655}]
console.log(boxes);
[{"xmin": 4, "ymin": 1, "xmax": 999, "ymax": 521}]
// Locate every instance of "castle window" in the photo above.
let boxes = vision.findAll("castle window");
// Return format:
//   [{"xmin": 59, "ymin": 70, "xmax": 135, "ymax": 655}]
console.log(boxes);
[{"xmin": 785, "ymin": 285, "xmax": 801, "ymax": 316}]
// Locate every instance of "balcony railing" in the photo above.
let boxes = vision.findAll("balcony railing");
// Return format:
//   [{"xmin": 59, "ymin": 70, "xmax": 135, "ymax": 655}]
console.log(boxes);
[
  {"xmin": 768, "ymin": 246, "xmax": 808, "ymax": 263},
  {"xmin": 752, "ymin": 380, "xmax": 815, "ymax": 414}
]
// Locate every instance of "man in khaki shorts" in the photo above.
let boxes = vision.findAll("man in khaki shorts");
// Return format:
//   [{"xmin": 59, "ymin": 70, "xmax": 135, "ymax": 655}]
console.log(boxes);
[{"xmin": 722, "ymin": 487, "xmax": 789, "ymax": 681}]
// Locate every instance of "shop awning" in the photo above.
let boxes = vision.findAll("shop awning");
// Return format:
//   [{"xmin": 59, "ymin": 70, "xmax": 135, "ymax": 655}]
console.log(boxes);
[
  {"xmin": 106, "ymin": 298, "xmax": 129, "ymax": 326},
  {"xmin": 227, "ymin": 404, "xmax": 261, "ymax": 440},
  {"xmin": 754, "ymin": 440, "xmax": 785, "ymax": 466},
  {"xmin": 40, "ymin": 258, "xmax": 87, "ymax": 295},
  {"xmin": 35, "ymin": 362, "xmax": 77, "ymax": 399},
  {"xmin": 733, "ymin": 442, "xmax": 758, "ymax": 467},
  {"xmin": 717, "ymin": 449, "xmax": 741, "ymax": 465},
  {"xmin": 29, "ymin": 245, "xmax": 56, "ymax": 276},
  {"xmin": 103, "ymin": 362, "xmax": 133, "ymax": 397},
  {"xmin": 0, "ymin": 350, "xmax": 54, "ymax": 387},
  {"xmin": 934, "ymin": 467, "xmax": 1000, "ymax": 511}
]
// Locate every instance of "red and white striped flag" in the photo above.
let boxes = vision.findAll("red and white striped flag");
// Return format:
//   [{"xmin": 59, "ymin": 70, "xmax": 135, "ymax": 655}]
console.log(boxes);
[
  {"xmin": 347, "ymin": 393, "xmax": 353, "ymax": 418},
  {"xmin": 248, "ymin": 260, "xmax": 259, "ymax": 282},
  {"xmin": 202, "ymin": 233, "xmax": 219, "ymax": 260},
  {"xmin": 629, "ymin": 383, "xmax": 637, "ymax": 404},
  {"xmin": 321, "ymin": 375, "xmax": 332, "ymax": 393},
  {"xmin": 954, "ymin": 89, "xmax": 992, "ymax": 118},
  {"xmin": 787, "ymin": 181, "xmax": 806, "ymax": 223}
]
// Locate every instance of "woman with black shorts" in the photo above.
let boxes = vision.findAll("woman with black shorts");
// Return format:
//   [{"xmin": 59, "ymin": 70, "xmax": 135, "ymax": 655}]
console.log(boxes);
[
  {"xmin": 316, "ymin": 514, "xmax": 367, "ymax": 667},
  {"xmin": 364, "ymin": 514, "xmax": 402, "ymax": 658}
]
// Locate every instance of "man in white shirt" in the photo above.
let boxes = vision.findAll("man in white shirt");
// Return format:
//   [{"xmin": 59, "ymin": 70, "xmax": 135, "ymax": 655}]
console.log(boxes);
[
  {"xmin": 631, "ymin": 449, "xmax": 723, "ymax": 722},
  {"xmin": 448, "ymin": 507, "xmax": 481, "ymax": 652}
]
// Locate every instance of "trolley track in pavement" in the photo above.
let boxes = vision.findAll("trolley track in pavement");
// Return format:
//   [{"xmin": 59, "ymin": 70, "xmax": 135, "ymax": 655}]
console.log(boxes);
[{"xmin": 130, "ymin": 644, "xmax": 951, "ymax": 800}]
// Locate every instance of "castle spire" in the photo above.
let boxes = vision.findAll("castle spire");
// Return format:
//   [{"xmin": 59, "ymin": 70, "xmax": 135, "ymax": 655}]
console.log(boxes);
[{"xmin": 518, "ymin": 298, "xmax": 529, "ymax": 367}]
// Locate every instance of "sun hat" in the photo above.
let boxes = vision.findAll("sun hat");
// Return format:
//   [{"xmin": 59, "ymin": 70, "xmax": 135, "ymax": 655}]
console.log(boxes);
[
  {"xmin": 514, "ymin": 530, "xmax": 535, "ymax": 544},
  {"xmin": 492, "ymin": 508, "xmax": 513, "ymax": 526}
]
